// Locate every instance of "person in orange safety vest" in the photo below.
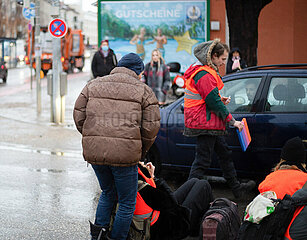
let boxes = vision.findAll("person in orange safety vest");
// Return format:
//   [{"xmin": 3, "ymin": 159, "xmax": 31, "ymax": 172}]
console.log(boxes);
[
  {"xmin": 258, "ymin": 136, "xmax": 307, "ymax": 240},
  {"xmin": 183, "ymin": 39, "xmax": 255, "ymax": 199},
  {"xmin": 135, "ymin": 162, "xmax": 213, "ymax": 239}
]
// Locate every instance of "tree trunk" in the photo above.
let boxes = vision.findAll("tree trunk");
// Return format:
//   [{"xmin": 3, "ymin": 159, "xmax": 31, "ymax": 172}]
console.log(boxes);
[{"xmin": 225, "ymin": 0, "xmax": 272, "ymax": 67}]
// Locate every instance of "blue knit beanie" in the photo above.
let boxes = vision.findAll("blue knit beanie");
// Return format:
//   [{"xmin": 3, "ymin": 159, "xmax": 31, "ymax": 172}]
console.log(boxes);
[{"xmin": 117, "ymin": 53, "xmax": 144, "ymax": 75}]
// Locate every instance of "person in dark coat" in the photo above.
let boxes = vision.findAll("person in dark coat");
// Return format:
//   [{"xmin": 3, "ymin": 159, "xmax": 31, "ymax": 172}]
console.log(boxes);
[
  {"xmin": 226, "ymin": 47, "xmax": 247, "ymax": 74},
  {"xmin": 91, "ymin": 40, "xmax": 118, "ymax": 78},
  {"xmin": 136, "ymin": 162, "xmax": 213, "ymax": 239}
]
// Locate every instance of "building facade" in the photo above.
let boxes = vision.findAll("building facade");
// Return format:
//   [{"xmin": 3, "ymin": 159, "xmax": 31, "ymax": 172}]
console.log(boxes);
[
  {"xmin": 210, "ymin": 0, "xmax": 307, "ymax": 69},
  {"xmin": 0, "ymin": 0, "xmax": 28, "ymax": 67}
]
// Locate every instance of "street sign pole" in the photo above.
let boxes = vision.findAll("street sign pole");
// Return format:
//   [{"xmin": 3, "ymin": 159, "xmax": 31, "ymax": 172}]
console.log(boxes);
[
  {"xmin": 51, "ymin": 36, "xmax": 61, "ymax": 124},
  {"xmin": 29, "ymin": 23, "xmax": 33, "ymax": 90},
  {"xmin": 48, "ymin": 15, "xmax": 67, "ymax": 124},
  {"xmin": 34, "ymin": 0, "xmax": 41, "ymax": 114},
  {"xmin": 22, "ymin": 1, "xmax": 35, "ymax": 91}
]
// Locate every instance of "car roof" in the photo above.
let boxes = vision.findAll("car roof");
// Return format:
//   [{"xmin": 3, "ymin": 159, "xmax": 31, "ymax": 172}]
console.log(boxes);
[
  {"xmin": 223, "ymin": 64, "xmax": 307, "ymax": 79},
  {"xmin": 240, "ymin": 63, "xmax": 307, "ymax": 72}
]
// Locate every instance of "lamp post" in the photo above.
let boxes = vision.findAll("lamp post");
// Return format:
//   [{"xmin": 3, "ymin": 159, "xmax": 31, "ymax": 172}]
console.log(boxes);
[{"xmin": 34, "ymin": 0, "xmax": 41, "ymax": 114}]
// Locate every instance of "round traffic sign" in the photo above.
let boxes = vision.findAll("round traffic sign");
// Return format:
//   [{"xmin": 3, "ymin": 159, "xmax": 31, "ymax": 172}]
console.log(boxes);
[{"xmin": 48, "ymin": 18, "xmax": 67, "ymax": 38}]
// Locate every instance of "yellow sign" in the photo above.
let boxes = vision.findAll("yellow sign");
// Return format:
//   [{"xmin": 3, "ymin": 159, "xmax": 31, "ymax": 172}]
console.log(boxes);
[{"xmin": 173, "ymin": 31, "xmax": 199, "ymax": 55}]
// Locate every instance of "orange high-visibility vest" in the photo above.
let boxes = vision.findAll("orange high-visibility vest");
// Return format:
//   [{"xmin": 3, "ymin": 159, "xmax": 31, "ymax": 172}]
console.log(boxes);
[
  {"xmin": 184, "ymin": 65, "xmax": 224, "ymax": 108},
  {"xmin": 134, "ymin": 168, "xmax": 160, "ymax": 226},
  {"xmin": 284, "ymin": 206, "xmax": 305, "ymax": 240},
  {"xmin": 259, "ymin": 170, "xmax": 307, "ymax": 240}
]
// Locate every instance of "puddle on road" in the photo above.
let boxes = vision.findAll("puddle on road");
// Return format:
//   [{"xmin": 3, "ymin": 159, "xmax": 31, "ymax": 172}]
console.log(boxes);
[{"xmin": 0, "ymin": 142, "xmax": 81, "ymax": 158}]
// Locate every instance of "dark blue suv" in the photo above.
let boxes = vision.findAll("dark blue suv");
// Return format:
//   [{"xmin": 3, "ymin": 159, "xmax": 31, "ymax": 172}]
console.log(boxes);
[{"xmin": 146, "ymin": 64, "xmax": 307, "ymax": 180}]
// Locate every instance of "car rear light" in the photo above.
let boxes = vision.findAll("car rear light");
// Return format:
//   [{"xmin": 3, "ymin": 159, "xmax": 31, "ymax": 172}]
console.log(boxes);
[
  {"xmin": 61, "ymin": 57, "xmax": 65, "ymax": 62},
  {"xmin": 1, "ymin": 65, "xmax": 4, "ymax": 69}
]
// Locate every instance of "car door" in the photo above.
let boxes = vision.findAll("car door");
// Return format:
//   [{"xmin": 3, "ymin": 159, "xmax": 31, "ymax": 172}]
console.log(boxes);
[
  {"xmin": 220, "ymin": 75, "xmax": 265, "ymax": 177},
  {"xmin": 167, "ymin": 98, "xmax": 195, "ymax": 170},
  {"xmin": 253, "ymin": 72, "xmax": 307, "ymax": 176},
  {"xmin": 167, "ymin": 74, "xmax": 266, "ymax": 176}
]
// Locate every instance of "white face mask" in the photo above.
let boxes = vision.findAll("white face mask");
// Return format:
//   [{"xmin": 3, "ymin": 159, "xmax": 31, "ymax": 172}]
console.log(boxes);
[{"xmin": 101, "ymin": 46, "xmax": 109, "ymax": 51}]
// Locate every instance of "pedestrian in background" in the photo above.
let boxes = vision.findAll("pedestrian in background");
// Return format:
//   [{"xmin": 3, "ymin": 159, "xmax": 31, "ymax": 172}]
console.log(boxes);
[
  {"xmin": 183, "ymin": 39, "xmax": 255, "ymax": 199},
  {"xmin": 226, "ymin": 47, "xmax": 247, "ymax": 74},
  {"xmin": 143, "ymin": 49, "xmax": 171, "ymax": 105},
  {"xmin": 73, "ymin": 53, "xmax": 160, "ymax": 240},
  {"xmin": 91, "ymin": 40, "xmax": 117, "ymax": 78},
  {"xmin": 258, "ymin": 136, "xmax": 307, "ymax": 240}
]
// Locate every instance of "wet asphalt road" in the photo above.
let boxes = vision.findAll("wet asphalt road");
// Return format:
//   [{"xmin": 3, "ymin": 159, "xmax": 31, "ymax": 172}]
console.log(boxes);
[{"xmin": 0, "ymin": 62, "xmax": 257, "ymax": 239}]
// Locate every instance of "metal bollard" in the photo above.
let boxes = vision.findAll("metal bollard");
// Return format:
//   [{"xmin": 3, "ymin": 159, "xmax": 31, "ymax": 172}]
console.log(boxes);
[
  {"xmin": 47, "ymin": 73, "xmax": 53, "ymax": 96},
  {"xmin": 60, "ymin": 72, "xmax": 67, "ymax": 96},
  {"xmin": 60, "ymin": 72, "xmax": 67, "ymax": 123}
]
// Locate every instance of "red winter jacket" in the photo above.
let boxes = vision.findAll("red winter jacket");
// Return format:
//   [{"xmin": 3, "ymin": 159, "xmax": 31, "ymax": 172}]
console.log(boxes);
[{"xmin": 184, "ymin": 63, "xmax": 232, "ymax": 133}]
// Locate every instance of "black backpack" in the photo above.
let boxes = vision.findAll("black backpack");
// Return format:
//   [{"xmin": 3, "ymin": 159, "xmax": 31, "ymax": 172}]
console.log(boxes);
[
  {"xmin": 237, "ymin": 194, "xmax": 307, "ymax": 240},
  {"xmin": 200, "ymin": 198, "xmax": 241, "ymax": 240}
]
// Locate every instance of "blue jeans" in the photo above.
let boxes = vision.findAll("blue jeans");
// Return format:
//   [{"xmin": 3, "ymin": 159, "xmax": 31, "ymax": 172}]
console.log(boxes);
[{"xmin": 91, "ymin": 164, "xmax": 138, "ymax": 240}]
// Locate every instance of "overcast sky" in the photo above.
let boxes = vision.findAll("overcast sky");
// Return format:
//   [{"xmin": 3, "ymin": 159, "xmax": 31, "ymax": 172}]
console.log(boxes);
[{"xmin": 63, "ymin": 0, "xmax": 97, "ymax": 12}]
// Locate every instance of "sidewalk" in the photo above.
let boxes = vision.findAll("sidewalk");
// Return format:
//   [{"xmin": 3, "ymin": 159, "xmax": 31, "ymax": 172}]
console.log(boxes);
[
  {"xmin": 0, "ymin": 70, "xmax": 98, "ymax": 239},
  {"xmin": 0, "ymin": 70, "xmax": 91, "ymax": 155}
]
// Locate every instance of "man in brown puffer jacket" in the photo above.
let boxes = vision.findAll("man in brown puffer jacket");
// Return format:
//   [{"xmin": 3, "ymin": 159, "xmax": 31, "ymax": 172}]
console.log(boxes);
[{"xmin": 73, "ymin": 53, "xmax": 160, "ymax": 240}]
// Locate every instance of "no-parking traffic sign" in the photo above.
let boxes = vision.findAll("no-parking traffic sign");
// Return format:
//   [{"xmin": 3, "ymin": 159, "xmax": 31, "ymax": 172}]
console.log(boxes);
[{"xmin": 48, "ymin": 18, "xmax": 67, "ymax": 38}]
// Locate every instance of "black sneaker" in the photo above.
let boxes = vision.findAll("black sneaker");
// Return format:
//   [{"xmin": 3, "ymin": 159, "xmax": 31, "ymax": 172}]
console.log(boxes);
[{"xmin": 89, "ymin": 221, "xmax": 108, "ymax": 240}]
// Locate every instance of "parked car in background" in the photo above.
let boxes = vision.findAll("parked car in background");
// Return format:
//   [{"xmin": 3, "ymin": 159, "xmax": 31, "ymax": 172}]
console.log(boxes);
[
  {"xmin": 0, "ymin": 61, "xmax": 8, "ymax": 83},
  {"xmin": 145, "ymin": 64, "xmax": 307, "ymax": 181}
]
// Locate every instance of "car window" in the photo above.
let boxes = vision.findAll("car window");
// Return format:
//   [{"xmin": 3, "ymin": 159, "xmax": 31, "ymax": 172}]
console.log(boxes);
[
  {"xmin": 266, "ymin": 77, "xmax": 307, "ymax": 112},
  {"xmin": 220, "ymin": 77, "xmax": 262, "ymax": 113}
]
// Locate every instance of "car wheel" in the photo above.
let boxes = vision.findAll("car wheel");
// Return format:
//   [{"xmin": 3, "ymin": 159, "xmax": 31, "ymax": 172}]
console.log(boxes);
[
  {"xmin": 144, "ymin": 145, "xmax": 162, "ymax": 177},
  {"xmin": 3, "ymin": 76, "xmax": 6, "ymax": 83}
]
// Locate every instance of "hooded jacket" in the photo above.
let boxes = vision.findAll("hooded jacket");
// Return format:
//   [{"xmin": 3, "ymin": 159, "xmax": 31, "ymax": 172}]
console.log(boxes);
[
  {"xmin": 183, "ymin": 39, "xmax": 233, "ymax": 136},
  {"xmin": 73, "ymin": 67, "xmax": 160, "ymax": 166}
]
